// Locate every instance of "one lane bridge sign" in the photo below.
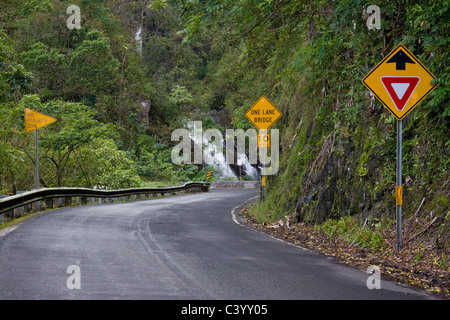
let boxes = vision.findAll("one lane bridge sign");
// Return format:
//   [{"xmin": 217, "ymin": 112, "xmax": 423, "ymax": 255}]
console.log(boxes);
[{"xmin": 245, "ymin": 96, "xmax": 282, "ymax": 130}]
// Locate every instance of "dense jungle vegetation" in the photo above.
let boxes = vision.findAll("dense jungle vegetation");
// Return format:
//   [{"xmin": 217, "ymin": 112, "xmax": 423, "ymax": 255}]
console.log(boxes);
[{"xmin": 0, "ymin": 0, "xmax": 448, "ymax": 290}]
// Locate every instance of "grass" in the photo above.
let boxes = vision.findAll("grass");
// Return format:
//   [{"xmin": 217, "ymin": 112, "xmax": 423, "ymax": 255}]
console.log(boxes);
[
  {"xmin": 315, "ymin": 216, "xmax": 390, "ymax": 252},
  {"xmin": 0, "ymin": 210, "xmax": 46, "ymax": 231},
  {"xmin": 248, "ymin": 200, "xmax": 270, "ymax": 223},
  {"xmin": 247, "ymin": 198, "xmax": 288, "ymax": 224}
]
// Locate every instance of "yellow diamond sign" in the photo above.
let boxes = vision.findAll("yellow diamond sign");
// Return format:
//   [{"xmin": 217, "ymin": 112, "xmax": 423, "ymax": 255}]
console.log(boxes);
[
  {"xmin": 362, "ymin": 44, "xmax": 438, "ymax": 120},
  {"xmin": 245, "ymin": 96, "xmax": 282, "ymax": 130}
]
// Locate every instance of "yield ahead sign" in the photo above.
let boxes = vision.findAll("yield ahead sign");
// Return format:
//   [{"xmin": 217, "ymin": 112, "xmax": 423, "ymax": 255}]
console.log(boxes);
[
  {"xmin": 362, "ymin": 44, "xmax": 438, "ymax": 120},
  {"xmin": 362, "ymin": 44, "xmax": 438, "ymax": 251}
]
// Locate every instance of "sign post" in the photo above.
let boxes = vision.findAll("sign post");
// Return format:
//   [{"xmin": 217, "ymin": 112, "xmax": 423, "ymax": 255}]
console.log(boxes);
[
  {"xmin": 245, "ymin": 96, "xmax": 282, "ymax": 201},
  {"xmin": 362, "ymin": 44, "xmax": 438, "ymax": 251},
  {"xmin": 396, "ymin": 120, "xmax": 403, "ymax": 251},
  {"xmin": 237, "ymin": 158, "xmax": 243, "ymax": 180},
  {"xmin": 34, "ymin": 130, "xmax": 39, "ymax": 189},
  {"xmin": 25, "ymin": 108, "xmax": 57, "ymax": 190}
]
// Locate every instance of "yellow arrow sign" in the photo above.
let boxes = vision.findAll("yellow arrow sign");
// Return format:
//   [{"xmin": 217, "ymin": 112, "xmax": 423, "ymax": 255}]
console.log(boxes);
[
  {"xmin": 25, "ymin": 108, "xmax": 57, "ymax": 133},
  {"xmin": 245, "ymin": 96, "xmax": 282, "ymax": 130}
]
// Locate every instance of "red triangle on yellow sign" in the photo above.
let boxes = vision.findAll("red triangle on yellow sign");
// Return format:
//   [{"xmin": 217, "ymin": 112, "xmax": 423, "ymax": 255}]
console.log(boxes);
[
  {"xmin": 25, "ymin": 108, "xmax": 57, "ymax": 133},
  {"xmin": 381, "ymin": 76, "xmax": 420, "ymax": 111}
]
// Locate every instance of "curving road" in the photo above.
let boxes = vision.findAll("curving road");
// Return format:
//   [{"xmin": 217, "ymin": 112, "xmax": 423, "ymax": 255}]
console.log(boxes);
[{"xmin": 0, "ymin": 189, "xmax": 433, "ymax": 300}]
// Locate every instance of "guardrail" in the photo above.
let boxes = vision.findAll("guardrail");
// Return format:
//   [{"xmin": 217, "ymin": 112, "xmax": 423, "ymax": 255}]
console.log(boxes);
[{"xmin": 0, "ymin": 182, "xmax": 209, "ymax": 223}]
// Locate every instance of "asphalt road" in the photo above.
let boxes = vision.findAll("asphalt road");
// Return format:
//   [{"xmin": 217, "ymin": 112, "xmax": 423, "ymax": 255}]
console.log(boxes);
[{"xmin": 0, "ymin": 189, "xmax": 434, "ymax": 300}]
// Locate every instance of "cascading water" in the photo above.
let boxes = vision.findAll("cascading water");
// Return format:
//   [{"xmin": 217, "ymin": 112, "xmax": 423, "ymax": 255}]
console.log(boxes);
[
  {"xmin": 237, "ymin": 153, "xmax": 260, "ymax": 180},
  {"xmin": 186, "ymin": 122, "xmax": 236, "ymax": 178},
  {"xmin": 184, "ymin": 121, "xmax": 258, "ymax": 179},
  {"xmin": 135, "ymin": 26, "xmax": 142, "ymax": 55}
]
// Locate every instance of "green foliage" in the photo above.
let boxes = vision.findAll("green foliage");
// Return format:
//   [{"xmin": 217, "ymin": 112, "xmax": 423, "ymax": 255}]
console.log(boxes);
[
  {"xmin": 0, "ymin": 1, "xmax": 180, "ymax": 191},
  {"xmin": 191, "ymin": 166, "xmax": 219, "ymax": 182},
  {"xmin": 178, "ymin": 0, "xmax": 449, "ymax": 236},
  {"xmin": 21, "ymin": 42, "xmax": 67, "ymax": 100},
  {"xmin": 231, "ymin": 105, "xmax": 254, "ymax": 131},
  {"xmin": 19, "ymin": 0, "xmax": 53, "ymax": 15},
  {"xmin": 69, "ymin": 30, "xmax": 120, "ymax": 99},
  {"xmin": 136, "ymin": 144, "xmax": 199, "ymax": 184},
  {"xmin": 316, "ymin": 216, "xmax": 389, "ymax": 252},
  {"xmin": 75, "ymin": 138, "xmax": 141, "ymax": 189},
  {"xmin": 1, "ymin": 0, "xmax": 447, "ymax": 250},
  {"xmin": 39, "ymin": 99, "xmax": 117, "ymax": 151},
  {"xmin": 0, "ymin": 141, "xmax": 26, "ymax": 193},
  {"xmin": 10, "ymin": 95, "xmax": 119, "ymax": 187},
  {"xmin": 147, "ymin": 0, "xmax": 168, "ymax": 11},
  {"xmin": 1, "ymin": 64, "xmax": 33, "ymax": 102},
  {"xmin": 169, "ymin": 84, "xmax": 193, "ymax": 110},
  {"xmin": 403, "ymin": 1, "xmax": 450, "ymax": 118},
  {"xmin": 0, "ymin": 32, "xmax": 33, "ymax": 102}
]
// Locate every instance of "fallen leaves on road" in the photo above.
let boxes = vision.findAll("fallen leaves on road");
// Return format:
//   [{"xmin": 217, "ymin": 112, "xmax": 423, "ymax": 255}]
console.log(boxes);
[{"xmin": 238, "ymin": 207, "xmax": 449, "ymax": 299}]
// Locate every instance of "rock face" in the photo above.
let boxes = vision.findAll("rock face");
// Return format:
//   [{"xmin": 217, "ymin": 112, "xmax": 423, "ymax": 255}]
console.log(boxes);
[{"xmin": 276, "ymin": 112, "xmax": 399, "ymax": 225}]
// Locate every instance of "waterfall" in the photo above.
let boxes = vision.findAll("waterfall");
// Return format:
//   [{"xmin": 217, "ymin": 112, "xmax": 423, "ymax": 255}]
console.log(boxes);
[
  {"xmin": 183, "ymin": 121, "xmax": 260, "ymax": 180},
  {"xmin": 185, "ymin": 122, "xmax": 236, "ymax": 178},
  {"xmin": 135, "ymin": 26, "xmax": 142, "ymax": 55},
  {"xmin": 237, "ymin": 153, "xmax": 260, "ymax": 180}
]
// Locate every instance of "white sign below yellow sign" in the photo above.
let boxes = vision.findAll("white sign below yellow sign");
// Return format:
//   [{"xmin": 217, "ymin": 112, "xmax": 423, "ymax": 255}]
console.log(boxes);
[{"xmin": 257, "ymin": 131, "xmax": 270, "ymax": 148}]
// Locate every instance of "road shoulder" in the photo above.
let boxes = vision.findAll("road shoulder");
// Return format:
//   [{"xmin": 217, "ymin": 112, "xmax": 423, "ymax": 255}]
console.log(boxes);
[{"xmin": 232, "ymin": 197, "xmax": 448, "ymax": 300}]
